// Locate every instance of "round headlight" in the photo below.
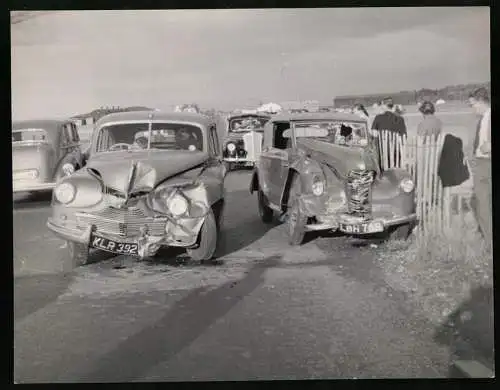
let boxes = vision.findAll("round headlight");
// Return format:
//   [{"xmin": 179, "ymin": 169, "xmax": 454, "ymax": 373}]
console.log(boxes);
[
  {"xmin": 400, "ymin": 178, "xmax": 414, "ymax": 193},
  {"xmin": 62, "ymin": 163, "xmax": 75, "ymax": 176},
  {"xmin": 54, "ymin": 182, "xmax": 76, "ymax": 204},
  {"xmin": 312, "ymin": 176, "xmax": 325, "ymax": 196},
  {"xmin": 168, "ymin": 193, "xmax": 188, "ymax": 216},
  {"xmin": 226, "ymin": 143, "xmax": 236, "ymax": 152}
]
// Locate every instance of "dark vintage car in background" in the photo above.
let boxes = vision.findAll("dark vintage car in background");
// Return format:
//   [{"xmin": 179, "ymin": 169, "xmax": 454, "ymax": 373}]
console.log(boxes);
[
  {"xmin": 47, "ymin": 111, "xmax": 226, "ymax": 267},
  {"xmin": 12, "ymin": 119, "xmax": 85, "ymax": 194},
  {"xmin": 222, "ymin": 112, "xmax": 271, "ymax": 171},
  {"xmin": 249, "ymin": 112, "xmax": 417, "ymax": 245}
]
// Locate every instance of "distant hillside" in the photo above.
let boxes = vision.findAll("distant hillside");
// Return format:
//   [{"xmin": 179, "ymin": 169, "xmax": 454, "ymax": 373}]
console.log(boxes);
[
  {"xmin": 71, "ymin": 106, "xmax": 154, "ymax": 123},
  {"xmin": 333, "ymin": 81, "xmax": 491, "ymax": 108}
]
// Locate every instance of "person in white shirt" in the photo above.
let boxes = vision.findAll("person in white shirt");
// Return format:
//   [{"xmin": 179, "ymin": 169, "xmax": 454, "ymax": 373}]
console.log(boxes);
[{"xmin": 468, "ymin": 87, "xmax": 491, "ymax": 248}]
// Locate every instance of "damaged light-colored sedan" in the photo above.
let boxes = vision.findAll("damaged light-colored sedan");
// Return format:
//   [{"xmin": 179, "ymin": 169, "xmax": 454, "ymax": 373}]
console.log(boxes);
[
  {"xmin": 250, "ymin": 112, "xmax": 417, "ymax": 245},
  {"xmin": 47, "ymin": 111, "xmax": 226, "ymax": 266}
]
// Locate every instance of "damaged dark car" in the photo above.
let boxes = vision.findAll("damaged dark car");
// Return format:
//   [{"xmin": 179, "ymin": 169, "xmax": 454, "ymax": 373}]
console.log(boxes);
[{"xmin": 250, "ymin": 112, "xmax": 417, "ymax": 245}]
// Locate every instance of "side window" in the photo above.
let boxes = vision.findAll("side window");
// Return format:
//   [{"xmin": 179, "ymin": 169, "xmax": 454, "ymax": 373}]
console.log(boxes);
[
  {"xmin": 272, "ymin": 122, "xmax": 291, "ymax": 150},
  {"xmin": 72, "ymin": 123, "xmax": 80, "ymax": 143},
  {"xmin": 209, "ymin": 126, "xmax": 220, "ymax": 155},
  {"xmin": 60, "ymin": 125, "xmax": 71, "ymax": 147}
]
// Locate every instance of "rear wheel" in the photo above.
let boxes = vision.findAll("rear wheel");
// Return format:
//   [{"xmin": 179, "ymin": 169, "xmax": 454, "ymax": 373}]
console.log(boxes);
[
  {"xmin": 187, "ymin": 208, "xmax": 219, "ymax": 262},
  {"xmin": 287, "ymin": 176, "xmax": 307, "ymax": 246},
  {"xmin": 258, "ymin": 189, "xmax": 274, "ymax": 223}
]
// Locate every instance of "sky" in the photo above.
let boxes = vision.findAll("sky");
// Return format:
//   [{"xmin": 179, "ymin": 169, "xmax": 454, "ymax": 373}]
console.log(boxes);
[{"xmin": 11, "ymin": 8, "xmax": 490, "ymax": 120}]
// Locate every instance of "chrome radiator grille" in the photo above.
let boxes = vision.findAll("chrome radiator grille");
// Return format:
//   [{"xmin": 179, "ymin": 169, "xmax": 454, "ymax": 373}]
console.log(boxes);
[
  {"xmin": 345, "ymin": 170, "xmax": 374, "ymax": 216},
  {"xmin": 76, "ymin": 206, "xmax": 167, "ymax": 237}
]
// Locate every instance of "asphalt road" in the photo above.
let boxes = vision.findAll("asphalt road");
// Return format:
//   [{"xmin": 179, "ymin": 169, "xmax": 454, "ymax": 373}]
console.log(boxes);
[{"xmin": 13, "ymin": 170, "xmax": 452, "ymax": 382}]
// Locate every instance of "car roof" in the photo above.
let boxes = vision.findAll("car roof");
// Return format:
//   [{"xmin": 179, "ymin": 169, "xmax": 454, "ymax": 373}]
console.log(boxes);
[
  {"xmin": 12, "ymin": 119, "xmax": 68, "ymax": 132},
  {"xmin": 270, "ymin": 112, "xmax": 366, "ymax": 123},
  {"xmin": 95, "ymin": 110, "xmax": 214, "ymax": 127},
  {"xmin": 228, "ymin": 113, "xmax": 271, "ymax": 119}
]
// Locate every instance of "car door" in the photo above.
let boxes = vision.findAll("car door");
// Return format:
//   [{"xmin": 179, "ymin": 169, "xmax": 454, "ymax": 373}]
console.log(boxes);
[
  {"xmin": 262, "ymin": 121, "xmax": 291, "ymax": 206},
  {"xmin": 208, "ymin": 125, "xmax": 225, "ymax": 183}
]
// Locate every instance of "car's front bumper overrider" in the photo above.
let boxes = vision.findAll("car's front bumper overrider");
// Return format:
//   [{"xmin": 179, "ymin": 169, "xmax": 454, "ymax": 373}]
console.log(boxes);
[
  {"xmin": 13, "ymin": 180, "xmax": 56, "ymax": 193},
  {"xmin": 47, "ymin": 217, "xmax": 201, "ymax": 259}
]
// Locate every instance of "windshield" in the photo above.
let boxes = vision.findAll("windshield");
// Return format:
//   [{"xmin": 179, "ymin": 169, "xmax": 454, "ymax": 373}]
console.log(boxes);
[
  {"xmin": 95, "ymin": 122, "xmax": 204, "ymax": 153},
  {"xmin": 287, "ymin": 121, "xmax": 368, "ymax": 147},
  {"xmin": 12, "ymin": 129, "xmax": 49, "ymax": 143},
  {"xmin": 229, "ymin": 116, "xmax": 269, "ymax": 132}
]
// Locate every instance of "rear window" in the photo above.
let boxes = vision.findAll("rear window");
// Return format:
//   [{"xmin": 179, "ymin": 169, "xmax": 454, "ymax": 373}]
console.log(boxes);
[{"xmin": 12, "ymin": 129, "xmax": 49, "ymax": 142}]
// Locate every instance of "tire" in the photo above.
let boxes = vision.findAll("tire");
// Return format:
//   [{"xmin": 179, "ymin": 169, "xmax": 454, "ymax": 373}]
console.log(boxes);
[
  {"xmin": 67, "ymin": 241, "xmax": 90, "ymax": 268},
  {"xmin": 258, "ymin": 189, "xmax": 274, "ymax": 223},
  {"xmin": 187, "ymin": 208, "xmax": 219, "ymax": 262},
  {"xmin": 287, "ymin": 176, "xmax": 307, "ymax": 246},
  {"xmin": 388, "ymin": 223, "xmax": 413, "ymax": 240}
]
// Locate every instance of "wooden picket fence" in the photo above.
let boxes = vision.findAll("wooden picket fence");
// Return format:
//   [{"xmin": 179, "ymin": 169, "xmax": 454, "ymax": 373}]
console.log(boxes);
[{"xmin": 374, "ymin": 130, "xmax": 473, "ymax": 235}]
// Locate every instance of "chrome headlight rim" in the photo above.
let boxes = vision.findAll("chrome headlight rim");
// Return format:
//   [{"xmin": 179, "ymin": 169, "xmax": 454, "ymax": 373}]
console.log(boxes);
[
  {"xmin": 400, "ymin": 178, "xmax": 414, "ymax": 193},
  {"xmin": 226, "ymin": 142, "xmax": 236, "ymax": 152},
  {"xmin": 167, "ymin": 191, "xmax": 189, "ymax": 217},
  {"xmin": 54, "ymin": 182, "xmax": 76, "ymax": 204}
]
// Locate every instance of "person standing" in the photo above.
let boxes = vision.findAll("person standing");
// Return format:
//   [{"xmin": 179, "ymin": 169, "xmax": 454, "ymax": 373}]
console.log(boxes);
[
  {"xmin": 371, "ymin": 97, "xmax": 407, "ymax": 168},
  {"xmin": 468, "ymin": 87, "xmax": 492, "ymax": 248},
  {"xmin": 417, "ymin": 100, "xmax": 443, "ymax": 140}
]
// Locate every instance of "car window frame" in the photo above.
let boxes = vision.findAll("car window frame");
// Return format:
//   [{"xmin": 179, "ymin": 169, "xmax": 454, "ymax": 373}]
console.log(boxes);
[{"xmin": 209, "ymin": 125, "xmax": 220, "ymax": 156}]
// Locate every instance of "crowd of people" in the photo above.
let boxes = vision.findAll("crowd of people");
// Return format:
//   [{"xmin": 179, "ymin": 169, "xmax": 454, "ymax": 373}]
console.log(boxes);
[{"xmin": 349, "ymin": 88, "xmax": 491, "ymax": 250}]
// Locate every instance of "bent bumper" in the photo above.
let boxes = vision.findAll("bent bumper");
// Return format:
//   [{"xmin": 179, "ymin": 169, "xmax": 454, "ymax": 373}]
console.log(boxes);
[
  {"xmin": 47, "ymin": 218, "xmax": 199, "ymax": 259},
  {"xmin": 305, "ymin": 213, "xmax": 418, "ymax": 234},
  {"xmin": 13, "ymin": 181, "xmax": 56, "ymax": 193}
]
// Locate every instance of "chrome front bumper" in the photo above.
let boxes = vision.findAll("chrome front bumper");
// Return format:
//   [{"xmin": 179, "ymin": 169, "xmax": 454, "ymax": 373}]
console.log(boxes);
[
  {"xmin": 13, "ymin": 180, "xmax": 56, "ymax": 193},
  {"xmin": 47, "ymin": 218, "xmax": 198, "ymax": 259}
]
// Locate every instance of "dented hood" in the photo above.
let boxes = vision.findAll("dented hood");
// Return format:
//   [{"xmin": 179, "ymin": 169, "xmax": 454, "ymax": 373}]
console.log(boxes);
[
  {"xmin": 85, "ymin": 150, "xmax": 208, "ymax": 193},
  {"xmin": 297, "ymin": 139, "xmax": 379, "ymax": 179}
]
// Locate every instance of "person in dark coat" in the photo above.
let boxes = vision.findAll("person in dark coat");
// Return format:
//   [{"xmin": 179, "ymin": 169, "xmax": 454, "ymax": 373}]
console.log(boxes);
[
  {"xmin": 438, "ymin": 134, "xmax": 470, "ymax": 187},
  {"xmin": 371, "ymin": 97, "xmax": 407, "ymax": 168}
]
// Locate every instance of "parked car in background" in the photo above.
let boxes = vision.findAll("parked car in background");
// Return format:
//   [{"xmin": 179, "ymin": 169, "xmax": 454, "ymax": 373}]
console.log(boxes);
[
  {"xmin": 222, "ymin": 113, "xmax": 271, "ymax": 171},
  {"xmin": 12, "ymin": 119, "xmax": 85, "ymax": 194},
  {"xmin": 249, "ymin": 112, "xmax": 417, "ymax": 245},
  {"xmin": 47, "ymin": 111, "xmax": 226, "ymax": 267}
]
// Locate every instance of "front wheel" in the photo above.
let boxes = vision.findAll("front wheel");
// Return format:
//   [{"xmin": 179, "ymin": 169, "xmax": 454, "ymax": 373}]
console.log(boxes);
[
  {"xmin": 187, "ymin": 208, "xmax": 219, "ymax": 262},
  {"xmin": 287, "ymin": 177, "xmax": 307, "ymax": 246},
  {"xmin": 258, "ymin": 189, "xmax": 274, "ymax": 223}
]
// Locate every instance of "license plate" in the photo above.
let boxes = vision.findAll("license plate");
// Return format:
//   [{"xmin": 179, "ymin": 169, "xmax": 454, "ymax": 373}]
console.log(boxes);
[
  {"xmin": 89, "ymin": 232, "xmax": 139, "ymax": 256},
  {"xmin": 339, "ymin": 221, "xmax": 384, "ymax": 234}
]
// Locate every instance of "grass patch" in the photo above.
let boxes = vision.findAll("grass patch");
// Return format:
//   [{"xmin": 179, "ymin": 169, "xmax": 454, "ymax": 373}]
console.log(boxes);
[{"xmin": 376, "ymin": 211, "xmax": 493, "ymax": 326}]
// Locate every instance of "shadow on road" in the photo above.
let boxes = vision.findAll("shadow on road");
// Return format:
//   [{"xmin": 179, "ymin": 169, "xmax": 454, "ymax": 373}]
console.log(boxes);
[
  {"xmin": 13, "ymin": 191, "xmax": 53, "ymax": 210},
  {"xmin": 14, "ymin": 272, "xmax": 74, "ymax": 322},
  {"xmin": 81, "ymin": 254, "xmax": 283, "ymax": 382},
  {"xmin": 433, "ymin": 285, "xmax": 494, "ymax": 377}
]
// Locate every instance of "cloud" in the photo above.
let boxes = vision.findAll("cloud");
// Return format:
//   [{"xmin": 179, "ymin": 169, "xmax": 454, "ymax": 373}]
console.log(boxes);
[{"xmin": 11, "ymin": 8, "xmax": 490, "ymax": 119}]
